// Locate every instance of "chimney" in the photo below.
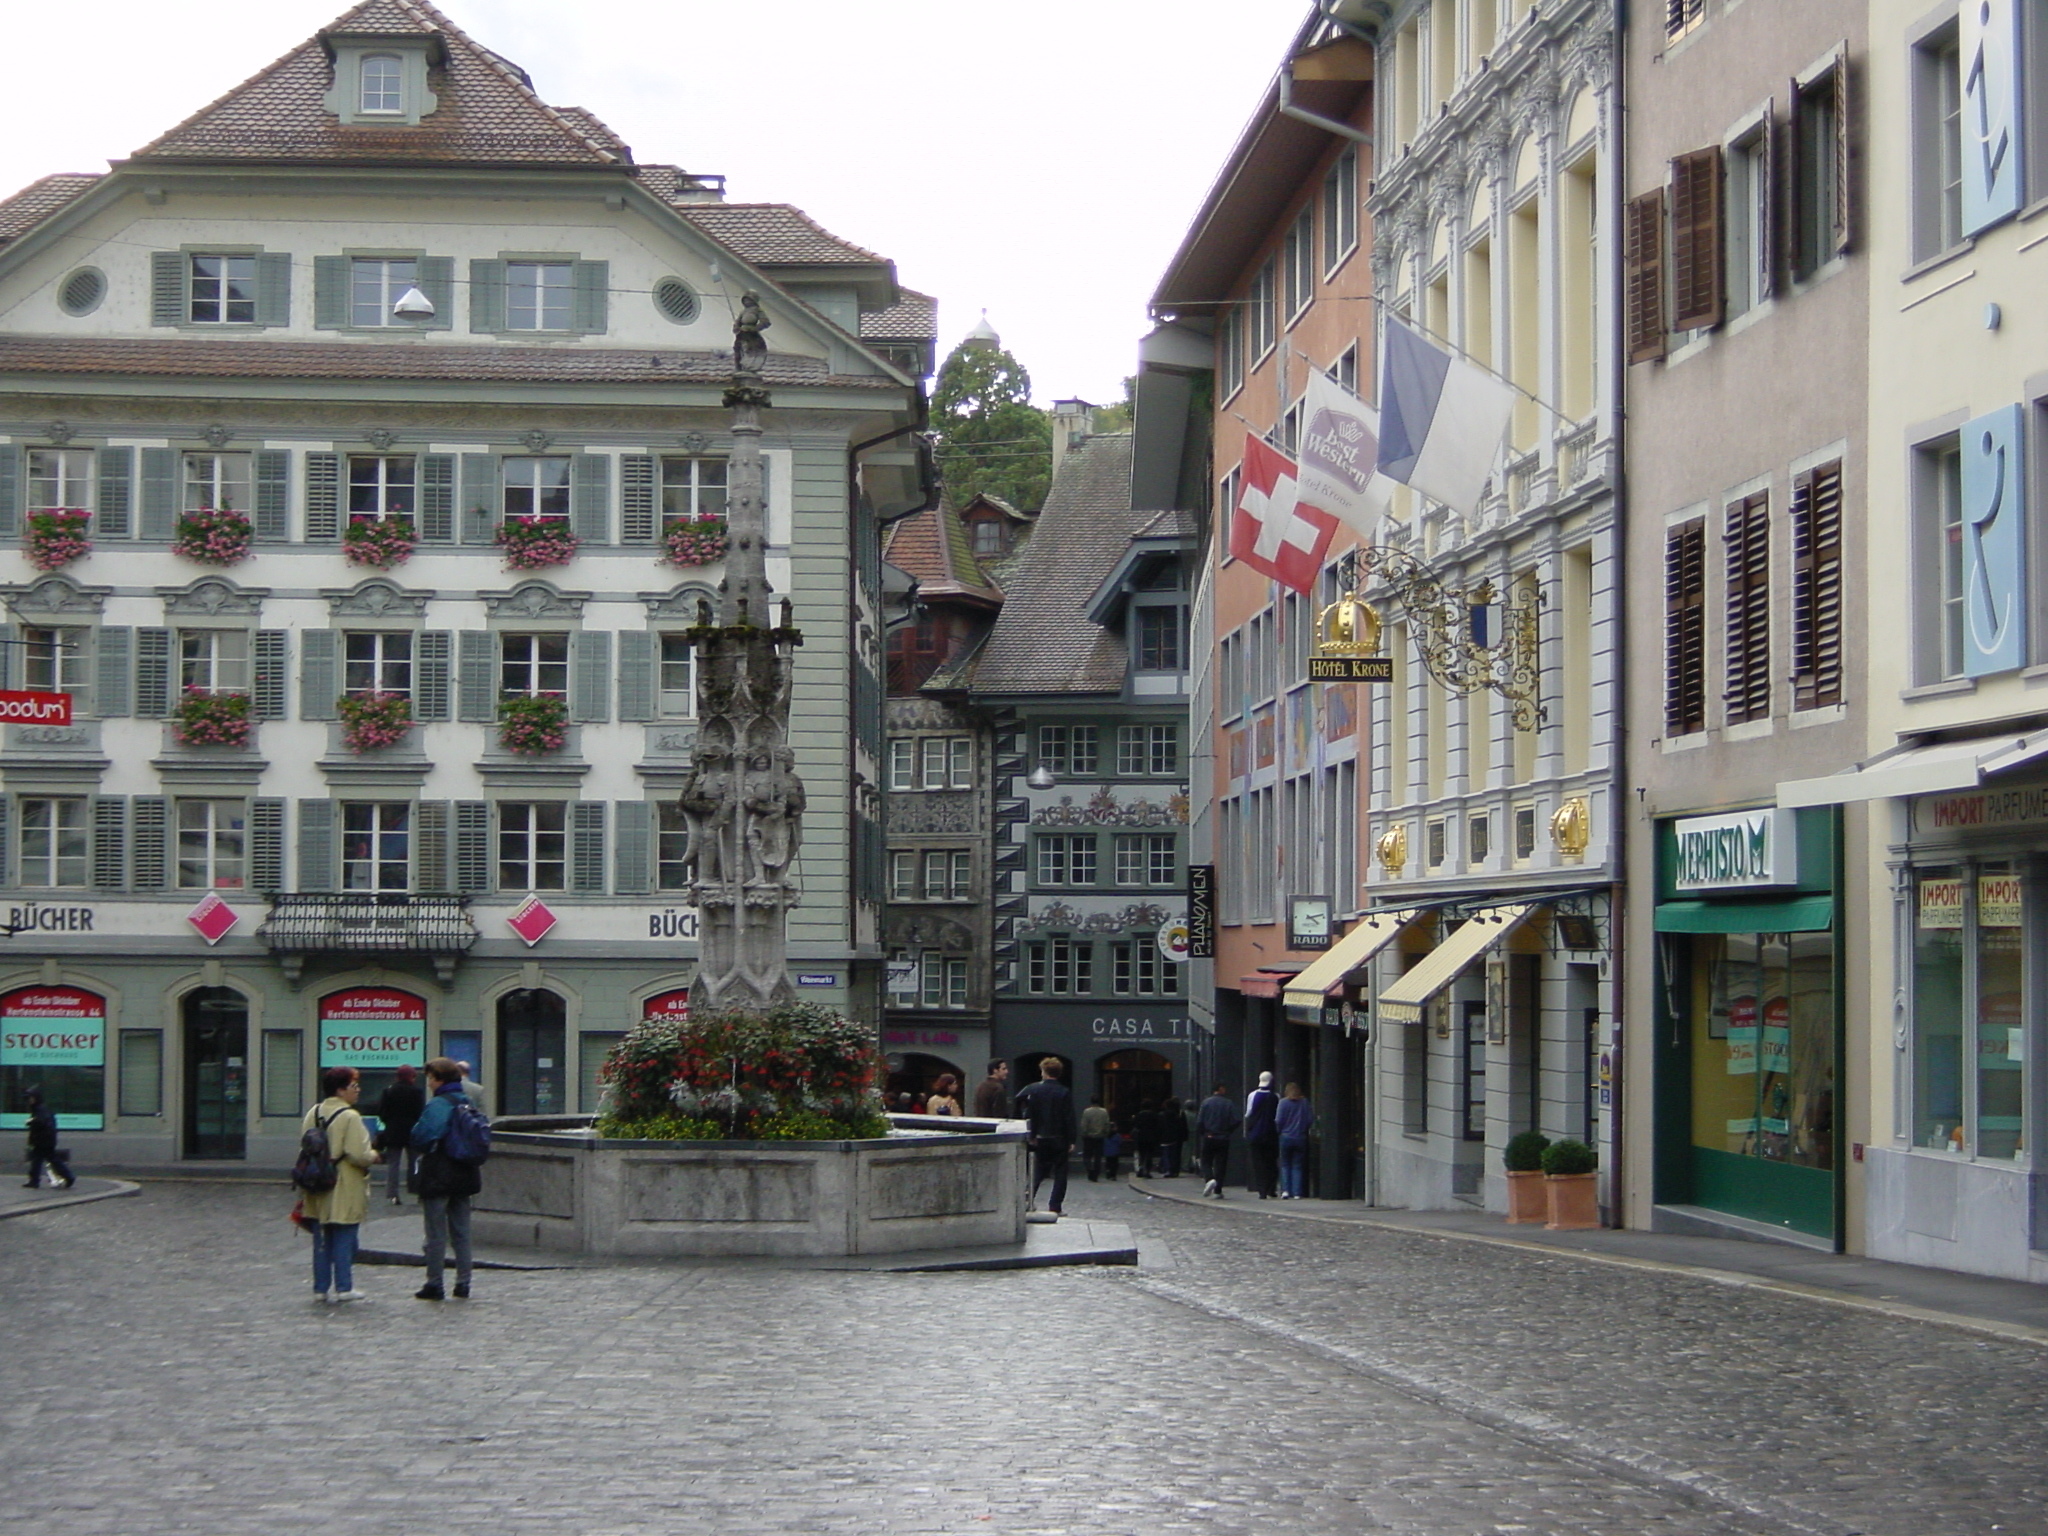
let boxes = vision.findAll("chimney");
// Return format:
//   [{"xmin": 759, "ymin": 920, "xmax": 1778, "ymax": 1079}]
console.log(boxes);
[{"xmin": 1050, "ymin": 397, "xmax": 1094, "ymax": 481}]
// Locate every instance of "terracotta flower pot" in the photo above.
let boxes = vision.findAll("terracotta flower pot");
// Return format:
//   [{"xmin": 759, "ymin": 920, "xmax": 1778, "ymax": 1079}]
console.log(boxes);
[
  {"xmin": 1505, "ymin": 1169, "xmax": 1548, "ymax": 1223},
  {"xmin": 1544, "ymin": 1171, "xmax": 1601, "ymax": 1230}
]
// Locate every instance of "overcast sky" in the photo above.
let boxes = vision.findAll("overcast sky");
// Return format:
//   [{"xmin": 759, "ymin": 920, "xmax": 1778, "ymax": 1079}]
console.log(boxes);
[{"xmin": 4, "ymin": 0, "xmax": 1306, "ymax": 403}]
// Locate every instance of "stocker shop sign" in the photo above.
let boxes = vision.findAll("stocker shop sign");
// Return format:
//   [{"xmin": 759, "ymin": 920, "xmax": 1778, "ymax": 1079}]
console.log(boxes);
[
  {"xmin": 0, "ymin": 987, "xmax": 106, "ymax": 1067},
  {"xmin": 318, "ymin": 987, "xmax": 427, "ymax": 1070}
]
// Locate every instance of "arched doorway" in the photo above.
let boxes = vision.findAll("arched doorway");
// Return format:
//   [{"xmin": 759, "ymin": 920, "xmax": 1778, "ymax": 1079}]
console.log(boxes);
[
  {"xmin": 182, "ymin": 986, "xmax": 248, "ymax": 1159},
  {"xmin": 497, "ymin": 988, "xmax": 566, "ymax": 1116},
  {"xmin": 885, "ymin": 1051, "xmax": 965, "ymax": 1108},
  {"xmin": 1098, "ymin": 1048, "xmax": 1172, "ymax": 1127}
]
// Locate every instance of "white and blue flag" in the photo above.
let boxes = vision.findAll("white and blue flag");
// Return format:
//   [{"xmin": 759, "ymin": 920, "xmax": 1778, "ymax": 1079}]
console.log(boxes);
[{"xmin": 1375, "ymin": 317, "xmax": 1516, "ymax": 518}]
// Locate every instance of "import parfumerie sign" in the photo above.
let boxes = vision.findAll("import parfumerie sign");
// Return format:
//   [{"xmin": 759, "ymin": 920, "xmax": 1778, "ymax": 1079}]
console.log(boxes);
[{"xmin": 1672, "ymin": 809, "xmax": 1797, "ymax": 891}]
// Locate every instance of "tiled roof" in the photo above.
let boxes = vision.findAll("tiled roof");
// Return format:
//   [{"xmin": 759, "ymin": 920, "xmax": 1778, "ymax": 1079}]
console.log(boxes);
[
  {"xmin": 0, "ymin": 335, "xmax": 900, "ymax": 390},
  {"xmin": 1132, "ymin": 509, "xmax": 1198, "ymax": 540},
  {"xmin": 128, "ymin": 0, "xmax": 629, "ymax": 167},
  {"xmin": 969, "ymin": 433, "xmax": 1142, "ymax": 696},
  {"xmin": 883, "ymin": 504, "xmax": 1001, "ymax": 605},
  {"xmin": 861, "ymin": 289, "xmax": 937, "ymax": 343},
  {"xmin": 0, "ymin": 175, "xmax": 100, "ymax": 245},
  {"xmin": 676, "ymin": 204, "xmax": 888, "ymax": 266}
]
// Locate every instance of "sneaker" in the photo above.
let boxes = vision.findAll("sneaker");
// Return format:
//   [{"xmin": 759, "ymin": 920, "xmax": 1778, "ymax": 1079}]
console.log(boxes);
[
  {"xmin": 1202, "ymin": 1179, "xmax": 1218, "ymax": 1196},
  {"xmin": 414, "ymin": 1283, "xmax": 445, "ymax": 1301},
  {"xmin": 452, "ymin": 1283, "xmax": 470, "ymax": 1299},
  {"xmin": 313, "ymin": 1290, "xmax": 331, "ymax": 1304},
  {"xmin": 332, "ymin": 1290, "xmax": 368, "ymax": 1304}
]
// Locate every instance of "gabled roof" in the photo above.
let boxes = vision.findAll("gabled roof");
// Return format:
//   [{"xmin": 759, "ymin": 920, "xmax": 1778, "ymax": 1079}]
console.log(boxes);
[
  {"xmin": 861, "ymin": 289, "xmax": 938, "ymax": 345},
  {"xmin": 969, "ymin": 434, "xmax": 1147, "ymax": 696},
  {"xmin": 882, "ymin": 504, "xmax": 1002, "ymax": 607},
  {"xmin": 0, "ymin": 175, "xmax": 99, "ymax": 246},
  {"xmin": 675, "ymin": 203, "xmax": 888, "ymax": 266},
  {"xmin": 126, "ymin": 0, "xmax": 631, "ymax": 168}
]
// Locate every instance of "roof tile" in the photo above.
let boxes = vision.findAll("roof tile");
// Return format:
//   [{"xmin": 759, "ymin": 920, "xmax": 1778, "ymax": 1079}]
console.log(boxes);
[
  {"xmin": 0, "ymin": 175, "xmax": 100, "ymax": 245},
  {"xmin": 675, "ymin": 204, "xmax": 888, "ymax": 266}
]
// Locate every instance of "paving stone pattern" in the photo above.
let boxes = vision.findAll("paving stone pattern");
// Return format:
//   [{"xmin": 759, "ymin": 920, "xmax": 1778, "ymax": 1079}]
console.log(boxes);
[{"xmin": 1, "ymin": 1178, "xmax": 2042, "ymax": 1535}]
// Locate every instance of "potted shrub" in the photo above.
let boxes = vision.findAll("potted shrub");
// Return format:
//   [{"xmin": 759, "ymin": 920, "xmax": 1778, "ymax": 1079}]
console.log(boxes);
[
  {"xmin": 1540, "ymin": 1137, "xmax": 1600, "ymax": 1230},
  {"xmin": 337, "ymin": 690, "xmax": 413, "ymax": 752},
  {"xmin": 1503, "ymin": 1130, "xmax": 1550, "ymax": 1223},
  {"xmin": 342, "ymin": 515, "xmax": 417, "ymax": 569},
  {"xmin": 24, "ymin": 508, "xmax": 92, "ymax": 572},
  {"xmin": 171, "ymin": 506, "xmax": 253, "ymax": 566},
  {"xmin": 661, "ymin": 514, "xmax": 729, "ymax": 568},
  {"xmin": 172, "ymin": 688, "xmax": 251, "ymax": 748},
  {"xmin": 498, "ymin": 694, "xmax": 568, "ymax": 755},
  {"xmin": 495, "ymin": 515, "xmax": 579, "ymax": 570}
]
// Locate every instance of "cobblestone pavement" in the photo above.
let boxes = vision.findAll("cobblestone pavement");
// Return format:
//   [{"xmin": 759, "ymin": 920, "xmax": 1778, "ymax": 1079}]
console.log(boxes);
[{"xmin": 2, "ymin": 1176, "xmax": 2044, "ymax": 1536}]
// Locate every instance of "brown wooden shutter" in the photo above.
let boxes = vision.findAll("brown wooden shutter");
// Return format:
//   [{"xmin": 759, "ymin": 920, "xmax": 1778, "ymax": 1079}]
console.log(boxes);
[
  {"xmin": 1670, "ymin": 147, "xmax": 1725, "ymax": 331},
  {"xmin": 1723, "ymin": 493, "xmax": 1771, "ymax": 724},
  {"xmin": 1626, "ymin": 189, "xmax": 1668, "ymax": 364},
  {"xmin": 1831, "ymin": 57, "xmax": 1852, "ymax": 260},
  {"xmin": 1665, "ymin": 519, "xmax": 1707, "ymax": 735},
  {"xmin": 1790, "ymin": 461, "xmax": 1844, "ymax": 710}
]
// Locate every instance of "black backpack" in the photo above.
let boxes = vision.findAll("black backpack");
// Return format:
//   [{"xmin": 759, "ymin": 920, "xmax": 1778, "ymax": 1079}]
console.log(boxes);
[
  {"xmin": 440, "ymin": 1097, "xmax": 492, "ymax": 1167},
  {"xmin": 291, "ymin": 1107, "xmax": 343, "ymax": 1193}
]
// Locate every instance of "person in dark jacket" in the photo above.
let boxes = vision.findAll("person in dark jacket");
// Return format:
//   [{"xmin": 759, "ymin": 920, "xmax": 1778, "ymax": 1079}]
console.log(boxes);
[
  {"xmin": 1013, "ymin": 1057, "xmax": 1076, "ymax": 1217},
  {"xmin": 1196, "ymin": 1085, "xmax": 1240, "ymax": 1197},
  {"xmin": 1243, "ymin": 1072, "xmax": 1281, "ymax": 1199},
  {"xmin": 1276, "ymin": 1081, "xmax": 1315, "ymax": 1199},
  {"xmin": 1132, "ymin": 1100, "xmax": 1162, "ymax": 1179},
  {"xmin": 972, "ymin": 1059, "xmax": 1011, "ymax": 1119},
  {"xmin": 410, "ymin": 1058, "xmax": 480, "ymax": 1301},
  {"xmin": 1158, "ymin": 1096, "xmax": 1189, "ymax": 1177},
  {"xmin": 22, "ymin": 1087, "xmax": 74, "ymax": 1190},
  {"xmin": 374, "ymin": 1064, "xmax": 426, "ymax": 1205}
]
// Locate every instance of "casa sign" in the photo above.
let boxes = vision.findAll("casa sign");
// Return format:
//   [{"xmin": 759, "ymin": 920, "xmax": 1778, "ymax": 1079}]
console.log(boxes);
[{"xmin": 1672, "ymin": 809, "xmax": 1797, "ymax": 891}]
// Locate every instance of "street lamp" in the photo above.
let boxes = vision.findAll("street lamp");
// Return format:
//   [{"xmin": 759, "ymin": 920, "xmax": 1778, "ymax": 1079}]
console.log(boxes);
[{"xmin": 1026, "ymin": 766, "xmax": 1056, "ymax": 791}]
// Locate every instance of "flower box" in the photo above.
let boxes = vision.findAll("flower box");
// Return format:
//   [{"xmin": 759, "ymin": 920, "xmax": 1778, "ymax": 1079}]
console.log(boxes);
[
  {"xmin": 24, "ymin": 508, "xmax": 92, "ymax": 572},
  {"xmin": 173, "ymin": 688, "xmax": 251, "ymax": 748},
  {"xmin": 498, "ymin": 693, "xmax": 568, "ymax": 755},
  {"xmin": 495, "ymin": 515, "xmax": 579, "ymax": 570},
  {"xmin": 172, "ymin": 506, "xmax": 253, "ymax": 566},
  {"xmin": 337, "ymin": 691, "xmax": 413, "ymax": 752},
  {"xmin": 342, "ymin": 515, "xmax": 417, "ymax": 569},
  {"xmin": 661, "ymin": 517, "xmax": 729, "ymax": 568}
]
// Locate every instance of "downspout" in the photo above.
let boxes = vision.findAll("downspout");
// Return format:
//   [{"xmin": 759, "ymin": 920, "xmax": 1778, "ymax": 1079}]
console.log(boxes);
[
  {"xmin": 851, "ymin": 389, "xmax": 939, "ymax": 526},
  {"xmin": 1606, "ymin": 0, "xmax": 1630, "ymax": 1229},
  {"xmin": 1275, "ymin": 2, "xmax": 1379, "ymax": 144}
]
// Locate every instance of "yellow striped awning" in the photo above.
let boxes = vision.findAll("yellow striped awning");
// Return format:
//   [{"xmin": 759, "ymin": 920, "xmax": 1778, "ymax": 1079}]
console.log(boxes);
[
  {"xmin": 1377, "ymin": 904, "xmax": 1538, "ymax": 1023},
  {"xmin": 1281, "ymin": 909, "xmax": 1422, "ymax": 1020}
]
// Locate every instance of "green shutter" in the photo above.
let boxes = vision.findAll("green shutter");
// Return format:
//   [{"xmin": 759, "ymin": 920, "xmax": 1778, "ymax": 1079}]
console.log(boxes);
[
  {"xmin": 572, "ymin": 802, "xmax": 607, "ymax": 892},
  {"xmin": 461, "ymin": 454, "xmax": 497, "ymax": 544},
  {"xmin": 415, "ymin": 800, "xmax": 451, "ymax": 891},
  {"xmin": 417, "ymin": 256, "xmax": 455, "ymax": 331},
  {"xmin": 254, "ymin": 449, "xmax": 290, "ymax": 541},
  {"xmin": 454, "ymin": 801, "xmax": 491, "ymax": 893},
  {"xmin": 571, "ymin": 629, "xmax": 612, "ymax": 723},
  {"xmin": 415, "ymin": 631, "xmax": 452, "ymax": 721},
  {"xmin": 253, "ymin": 631, "xmax": 289, "ymax": 719},
  {"xmin": 614, "ymin": 799, "xmax": 652, "ymax": 894},
  {"xmin": 457, "ymin": 631, "xmax": 496, "ymax": 721},
  {"xmin": 469, "ymin": 259, "xmax": 506, "ymax": 333},
  {"xmin": 150, "ymin": 251, "xmax": 187, "ymax": 326},
  {"xmin": 95, "ymin": 626, "xmax": 133, "ymax": 718},
  {"xmin": 139, "ymin": 448, "xmax": 177, "ymax": 540},
  {"xmin": 0, "ymin": 443, "xmax": 18, "ymax": 538},
  {"xmin": 314, "ymin": 255, "xmax": 349, "ymax": 329},
  {"xmin": 250, "ymin": 798, "xmax": 285, "ymax": 892},
  {"xmin": 418, "ymin": 453, "xmax": 455, "ymax": 542},
  {"xmin": 119, "ymin": 1030, "xmax": 164, "ymax": 1117},
  {"xmin": 134, "ymin": 628, "xmax": 173, "ymax": 718},
  {"xmin": 572, "ymin": 453, "xmax": 610, "ymax": 544},
  {"xmin": 131, "ymin": 797, "xmax": 170, "ymax": 890},
  {"xmin": 96, "ymin": 447, "xmax": 133, "ymax": 538},
  {"xmin": 571, "ymin": 260, "xmax": 609, "ymax": 333},
  {"xmin": 297, "ymin": 800, "xmax": 336, "ymax": 893},
  {"xmin": 617, "ymin": 629, "xmax": 655, "ymax": 721},
  {"xmin": 90, "ymin": 796, "xmax": 127, "ymax": 892},
  {"xmin": 255, "ymin": 252, "xmax": 291, "ymax": 326},
  {"xmin": 299, "ymin": 629, "xmax": 338, "ymax": 720},
  {"xmin": 305, "ymin": 451, "xmax": 340, "ymax": 542},
  {"xmin": 620, "ymin": 454, "xmax": 656, "ymax": 543}
]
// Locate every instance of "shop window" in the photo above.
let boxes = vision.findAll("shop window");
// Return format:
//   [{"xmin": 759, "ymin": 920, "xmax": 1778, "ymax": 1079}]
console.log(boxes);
[
  {"xmin": 1911, "ymin": 863, "xmax": 2026, "ymax": 1159},
  {"xmin": 1688, "ymin": 931, "xmax": 1836, "ymax": 1171}
]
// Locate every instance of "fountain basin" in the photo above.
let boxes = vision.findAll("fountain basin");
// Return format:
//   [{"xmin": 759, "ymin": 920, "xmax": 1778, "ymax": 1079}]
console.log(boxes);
[{"xmin": 473, "ymin": 1116, "xmax": 1029, "ymax": 1258}]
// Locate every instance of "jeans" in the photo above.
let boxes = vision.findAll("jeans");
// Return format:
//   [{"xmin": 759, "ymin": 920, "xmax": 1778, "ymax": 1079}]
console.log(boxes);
[
  {"xmin": 422, "ymin": 1195, "xmax": 473, "ymax": 1289},
  {"xmin": 1248, "ymin": 1137, "xmax": 1280, "ymax": 1198},
  {"xmin": 1279, "ymin": 1139, "xmax": 1309, "ymax": 1198},
  {"xmin": 383, "ymin": 1147, "xmax": 412, "ymax": 1201},
  {"xmin": 1160, "ymin": 1142, "xmax": 1182, "ymax": 1177},
  {"xmin": 26, "ymin": 1150, "xmax": 73, "ymax": 1187},
  {"xmin": 1200, "ymin": 1136, "xmax": 1231, "ymax": 1188},
  {"xmin": 1030, "ymin": 1140, "xmax": 1069, "ymax": 1214},
  {"xmin": 313, "ymin": 1222, "xmax": 360, "ymax": 1294},
  {"xmin": 1081, "ymin": 1136, "xmax": 1105, "ymax": 1181}
]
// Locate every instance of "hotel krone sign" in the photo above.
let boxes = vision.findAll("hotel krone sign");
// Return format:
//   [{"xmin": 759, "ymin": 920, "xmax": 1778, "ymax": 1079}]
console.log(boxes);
[{"xmin": 1672, "ymin": 808, "xmax": 1797, "ymax": 891}]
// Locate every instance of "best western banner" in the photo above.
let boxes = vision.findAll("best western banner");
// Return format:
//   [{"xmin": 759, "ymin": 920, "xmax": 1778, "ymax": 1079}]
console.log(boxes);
[
  {"xmin": 0, "ymin": 986, "xmax": 106, "ymax": 1130},
  {"xmin": 318, "ymin": 987, "xmax": 426, "ymax": 1070}
]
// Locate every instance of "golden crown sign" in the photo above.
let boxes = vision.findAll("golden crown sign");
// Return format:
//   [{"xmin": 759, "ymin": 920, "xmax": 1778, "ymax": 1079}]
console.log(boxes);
[{"xmin": 1311, "ymin": 593, "xmax": 1392, "ymax": 681}]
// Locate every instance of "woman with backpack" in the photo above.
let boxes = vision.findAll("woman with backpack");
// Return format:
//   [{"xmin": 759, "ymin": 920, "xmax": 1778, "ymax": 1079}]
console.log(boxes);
[
  {"xmin": 410, "ymin": 1057, "xmax": 485, "ymax": 1302},
  {"xmin": 300, "ymin": 1066, "xmax": 376, "ymax": 1304}
]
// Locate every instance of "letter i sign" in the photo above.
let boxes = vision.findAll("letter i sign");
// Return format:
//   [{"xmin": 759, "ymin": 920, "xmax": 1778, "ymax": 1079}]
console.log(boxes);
[{"xmin": 1230, "ymin": 435, "xmax": 1338, "ymax": 595}]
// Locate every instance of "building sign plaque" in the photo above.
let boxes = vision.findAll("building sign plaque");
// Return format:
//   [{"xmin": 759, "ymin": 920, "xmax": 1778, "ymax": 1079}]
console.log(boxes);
[
  {"xmin": 643, "ymin": 988, "xmax": 692, "ymax": 1024},
  {"xmin": 1671, "ymin": 808, "xmax": 1796, "ymax": 890},
  {"xmin": 318, "ymin": 988, "xmax": 427, "ymax": 1071},
  {"xmin": 0, "ymin": 690, "xmax": 73, "ymax": 725},
  {"xmin": 1916, "ymin": 785, "xmax": 2048, "ymax": 836},
  {"xmin": 0, "ymin": 986, "xmax": 106, "ymax": 1130},
  {"xmin": 1186, "ymin": 865, "xmax": 1216, "ymax": 958}
]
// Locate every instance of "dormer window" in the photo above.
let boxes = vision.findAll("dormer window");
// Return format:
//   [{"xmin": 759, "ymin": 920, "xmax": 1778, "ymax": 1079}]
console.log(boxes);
[{"xmin": 360, "ymin": 54, "xmax": 403, "ymax": 114}]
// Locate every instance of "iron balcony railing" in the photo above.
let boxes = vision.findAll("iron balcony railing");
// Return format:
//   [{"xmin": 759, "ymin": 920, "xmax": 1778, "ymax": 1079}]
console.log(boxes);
[{"xmin": 258, "ymin": 893, "xmax": 479, "ymax": 955}]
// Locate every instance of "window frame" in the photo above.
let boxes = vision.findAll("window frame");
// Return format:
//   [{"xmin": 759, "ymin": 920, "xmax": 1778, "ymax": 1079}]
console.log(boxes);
[
  {"xmin": 1322, "ymin": 149, "xmax": 1359, "ymax": 275},
  {"xmin": 18, "ymin": 795, "xmax": 87, "ymax": 889},
  {"xmin": 349, "ymin": 256, "xmax": 420, "ymax": 328},
  {"xmin": 1910, "ymin": 19, "xmax": 1965, "ymax": 262},
  {"xmin": 1282, "ymin": 205, "xmax": 1316, "ymax": 322},
  {"xmin": 660, "ymin": 457, "xmax": 729, "ymax": 529},
  {"xmin": 497, "ymin": 801, "xmax": 568, "ymax": 892},
  {"xmin": 182, "ymin": 451, "xmax": 252, "ymax": 516},
  {"xmin": 1036, "ymin": 833, "xmax": 1098, "ymax": 889},
  {"xmin": 505, "ymin": 260, "xmax": 574, "ymax": 332},
  {"xmin": 188, "ymin": 253, "xmax": 258, "ymax": 325},
  {"xmin": 657, "ymin": 634, "xmax": 698, "ymax": 719},
  {"xmin": 656, "ymin": 801, "xmax": 691, "ymax": 890},
  {"xmin": 179, "ymin": 627, "xmax": 251, "ymax": 695},
  {"xmin": 501, "ymin": 455, "xmax": 571, "ymax": 523},
  {"xmin": 343, "ymin": 630, "xmax": 414, "ymax": 699},
  {"xmin": 1036, "ymin": 723, "xmax": 1100, "ymax": 777},
  {"xmin": 1135, "ymin": 603, "xmax": 1189, "ymax": 672},
  {"xmin": 21, "ymin": 624, "xmax": 91, "ymax": 713},
  {"xmin": 359, "ymin": 53, "xmax": 404, "ymax": 115},
  {"xmin": 27, "ymin": 448, "xmax": 93, "ymax": 512},
  {"xmin": 1249, "ymin": 258, "xmax": 1277, "ymax": 361},
  {"xmin": 176, "ymin": 797, "xmax": 247, "ymax": 890},
  {"xmin": 341, "ymin": 801, "xmax": 411, "ymax": 893},
  {"xmin": 346, "ymin": 454, "xmax": 417, "ymax": 521},
  {"xmin": 499, "ymin": 632, "xmax": 569, "ymax": 700}
]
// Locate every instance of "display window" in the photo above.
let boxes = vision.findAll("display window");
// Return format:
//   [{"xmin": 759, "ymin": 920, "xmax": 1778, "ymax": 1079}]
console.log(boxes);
[
  {"xmin": 1688, "ymin": 932, "xmax": 1834, "ymax": 1170},
  {"xmin": 1910, "ymin": 861, "xmax": 2027, "ymax": 1160}
]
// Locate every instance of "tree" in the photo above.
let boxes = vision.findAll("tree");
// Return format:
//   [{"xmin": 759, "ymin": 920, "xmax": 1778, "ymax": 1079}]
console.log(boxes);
[{"xmin": 930, "ymin": 338, "xmax": 1052, "ymax": 513}]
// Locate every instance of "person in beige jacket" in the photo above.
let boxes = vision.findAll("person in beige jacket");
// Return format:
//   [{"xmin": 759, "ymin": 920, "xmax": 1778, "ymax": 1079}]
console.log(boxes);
[{"xmin": 301, "ymin": 1066, "xmax": 378, "ymax": 1304}]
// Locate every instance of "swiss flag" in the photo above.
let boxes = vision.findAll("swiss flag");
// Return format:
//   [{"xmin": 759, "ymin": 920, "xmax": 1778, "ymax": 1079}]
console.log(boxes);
[{"xmin": 1230, "ymin": 434, "xmax": 1338, "ymax": 595}]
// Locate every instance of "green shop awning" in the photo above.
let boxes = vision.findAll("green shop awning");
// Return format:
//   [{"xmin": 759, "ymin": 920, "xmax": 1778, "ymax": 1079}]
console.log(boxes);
[{"xmin": 1653, "ymin": 896, "xmax": 1833, "ymax": 934}]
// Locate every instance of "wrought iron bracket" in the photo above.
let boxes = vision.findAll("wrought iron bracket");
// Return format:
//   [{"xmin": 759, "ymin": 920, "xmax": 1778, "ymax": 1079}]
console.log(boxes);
[{"xmin": 1340, "ymin": 544, "xmax": 1545, "ymax": 730}]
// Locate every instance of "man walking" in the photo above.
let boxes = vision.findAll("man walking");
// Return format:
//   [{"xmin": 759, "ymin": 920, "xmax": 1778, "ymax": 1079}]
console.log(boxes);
[
  {"xmin": 1013, "ymin": 1057, "xmax": 1076, "ymax": 1218},
  {"xmin": 972, "ymin": 1058, "xmax": 1011, "ymax": 1119},
  {"xmin": 1196, "ymin": 1084, "xmax": 1239, "ymax": 1197},
  {"xmin": 410, "ymin": 1057, "xmax": 481, "ymax": 1300},
  {"xmin": 1244, "ymin": 1071, "xmax": 1281, "ymax": 1199},
  {"xmin": 1078, "ymin": 1095, "xmax": 1114, "ymax": 1181}
]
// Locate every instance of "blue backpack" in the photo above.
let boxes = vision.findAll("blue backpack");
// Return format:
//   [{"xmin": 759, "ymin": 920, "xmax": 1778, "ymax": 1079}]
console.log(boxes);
[{"xmin": 440, "ymin": 1096, "xmax": 492, "ymax": 1166}]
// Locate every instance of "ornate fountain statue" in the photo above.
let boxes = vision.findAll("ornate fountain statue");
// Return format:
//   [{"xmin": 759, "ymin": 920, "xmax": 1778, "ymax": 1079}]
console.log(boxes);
[{"xmin": 674, "ymin": 293, "xmax": 805, "ymax": 1009}]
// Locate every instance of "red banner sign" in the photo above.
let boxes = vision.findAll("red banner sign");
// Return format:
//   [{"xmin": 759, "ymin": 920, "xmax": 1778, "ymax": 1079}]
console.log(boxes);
[
  {"xmin": 0, "ymin": 691, "xmax": 72, "ymax": 725},
  {"xmin": 643, "ymin": 988, "xmax": 691, "ymax": 1024}
]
